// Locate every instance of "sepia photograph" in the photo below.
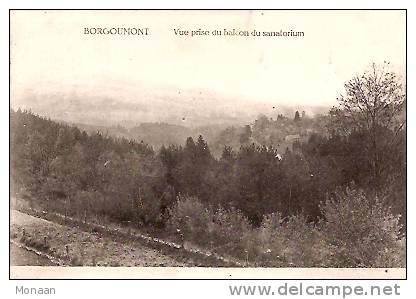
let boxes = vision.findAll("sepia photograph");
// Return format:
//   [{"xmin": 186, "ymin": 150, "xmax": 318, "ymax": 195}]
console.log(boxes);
[{"xmin": 9, "ymin": 9, "xmax": 406, "ymax": 279}]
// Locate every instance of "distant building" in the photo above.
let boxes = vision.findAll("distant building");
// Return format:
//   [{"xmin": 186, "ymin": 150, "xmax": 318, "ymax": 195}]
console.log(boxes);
[{"xmin": 284, "ymin": 134, "xmax": 300, "ymax": 142}]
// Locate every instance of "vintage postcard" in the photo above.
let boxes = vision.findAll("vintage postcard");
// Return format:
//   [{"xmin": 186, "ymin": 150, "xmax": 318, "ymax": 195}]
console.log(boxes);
[{"xmin": 9, "ymin": 9, "xmax": 406, "ymax": 279}]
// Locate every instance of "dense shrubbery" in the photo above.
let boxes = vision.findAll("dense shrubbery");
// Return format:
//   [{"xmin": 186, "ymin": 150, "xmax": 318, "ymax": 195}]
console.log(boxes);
[
  {"xmin": 167, "ymin": 196, "xmax": 253, "ymax": 259},
  {"xmin": 167, "ymin": 190, "xmax": 405, "ymax": 267},
  {"xmin": 167, "ymin": 195, "xmax": 212, "ymax": 244},
  {"xmin": 320, "ymin": 187, "xmax": 405, "ymax": 267}
]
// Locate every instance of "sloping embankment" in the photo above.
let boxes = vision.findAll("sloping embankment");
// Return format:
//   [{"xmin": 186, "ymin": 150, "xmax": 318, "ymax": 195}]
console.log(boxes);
[{"xmin": 11, "ymin": 209, "xmax": 246, "ymax": 267}]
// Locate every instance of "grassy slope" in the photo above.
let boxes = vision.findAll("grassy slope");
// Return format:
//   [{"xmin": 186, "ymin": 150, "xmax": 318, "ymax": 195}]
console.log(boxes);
[{"xmin": 10, "ymin": 210, "xmax": 193, "ymax": 267}]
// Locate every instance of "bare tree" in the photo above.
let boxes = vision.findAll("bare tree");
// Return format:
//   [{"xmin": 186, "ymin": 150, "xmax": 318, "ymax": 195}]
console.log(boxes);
[{"xmin": 329, "ymin": 62, "xmax": 406, "ymax": 191}]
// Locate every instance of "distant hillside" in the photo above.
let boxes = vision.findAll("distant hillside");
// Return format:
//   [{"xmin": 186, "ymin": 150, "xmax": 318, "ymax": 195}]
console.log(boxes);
[
  {"xmin": 73, "ymin": 110, "xmax": 330, "ymax": 158},
  {"xmin": 75, "ymin": 121, "xmax": 231, "ymax": 152},
  {"xmin": 11, "ymin": 85, "xmax": 329, "ymax": 129}
]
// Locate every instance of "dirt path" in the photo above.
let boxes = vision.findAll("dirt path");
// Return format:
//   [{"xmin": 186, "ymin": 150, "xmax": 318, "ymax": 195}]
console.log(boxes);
[
  {"xmin": 10, "ymin": 210, "xmax": 194, "ymax": 267},
  {"xmin": 10, "ymin": 243, "xmax": 55, "ymax": 266}
]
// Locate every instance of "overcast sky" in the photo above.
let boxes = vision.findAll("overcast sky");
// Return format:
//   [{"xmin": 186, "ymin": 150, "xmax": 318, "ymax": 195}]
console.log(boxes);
[{"xmin": 10, "ymin": 10, "xmax": 406, "ymax": 107}]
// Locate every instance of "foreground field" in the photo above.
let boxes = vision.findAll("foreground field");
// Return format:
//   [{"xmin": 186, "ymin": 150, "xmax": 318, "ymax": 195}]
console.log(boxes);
[{"xmin": 10, "ymin": 210, "xmax": 196, "ymax": 267}]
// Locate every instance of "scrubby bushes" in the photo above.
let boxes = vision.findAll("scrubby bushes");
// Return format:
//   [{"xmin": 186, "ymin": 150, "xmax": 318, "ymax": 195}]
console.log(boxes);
[
  {"xmin": 258, "ymin": 213, "xmax": 327, "ymax": 267},
  {"xmin": 320, "ymin": 187, "xmax": 405, "ymax": 267},
  {"xmin": 167, "ymin": 188, "xmax": 405, "ymax": 267},
  {"xmin": 167, "ymin": 196, "xmax": 255, "ymax": 260},
  {"xmin": 167, "ymin": 195, "xmax": 212, "ymax": 244}
]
